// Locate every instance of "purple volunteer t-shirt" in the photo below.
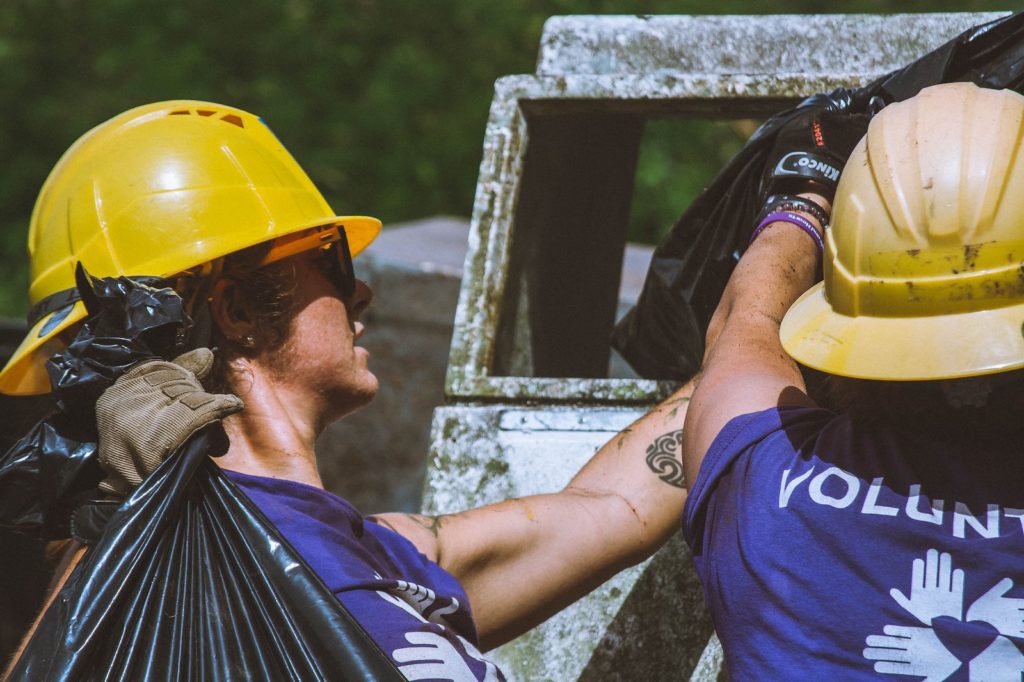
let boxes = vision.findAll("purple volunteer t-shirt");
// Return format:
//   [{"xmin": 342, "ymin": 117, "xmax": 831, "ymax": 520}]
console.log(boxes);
[
  {"xmin": 225, "ymin": 469, "xmax": 505, "ymax": 681},
  {"xmin": 683, "ymin": 406, "xmax": 1024, "ymax": 681}
]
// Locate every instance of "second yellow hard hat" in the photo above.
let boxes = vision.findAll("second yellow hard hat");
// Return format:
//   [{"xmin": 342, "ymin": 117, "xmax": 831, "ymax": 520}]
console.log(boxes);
[{"xmin": 781, "ymin": 83, "xmax": 1024, "ymax": 381}]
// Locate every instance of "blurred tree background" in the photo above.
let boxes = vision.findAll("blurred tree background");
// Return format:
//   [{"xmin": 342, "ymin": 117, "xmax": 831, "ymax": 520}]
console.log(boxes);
[{"xmin": 0, "ymin": 0, "xmax": 1010, "ymax": 318}]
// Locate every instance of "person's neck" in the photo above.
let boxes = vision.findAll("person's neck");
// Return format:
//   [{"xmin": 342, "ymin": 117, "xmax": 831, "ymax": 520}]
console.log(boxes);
[{"xmin": 215, "ymin": 366, "xmax": 324, "ymax": 488}]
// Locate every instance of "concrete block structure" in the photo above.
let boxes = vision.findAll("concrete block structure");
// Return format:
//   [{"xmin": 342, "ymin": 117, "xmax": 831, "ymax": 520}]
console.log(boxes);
[{"xmin": 422, "ymin": 13, "xmax": 1005, "ymax": 681}]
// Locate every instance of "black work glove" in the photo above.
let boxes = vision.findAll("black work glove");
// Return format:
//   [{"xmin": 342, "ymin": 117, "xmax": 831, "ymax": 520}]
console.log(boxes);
[{"xmin": 760, "ymin": 88, "xmax": 876, "ymax": 204}]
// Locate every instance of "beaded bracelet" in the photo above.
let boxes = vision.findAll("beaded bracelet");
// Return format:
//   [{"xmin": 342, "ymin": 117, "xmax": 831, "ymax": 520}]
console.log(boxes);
[
  {"xmin": 749, "ymin": 211, "xmax": 824, "ymax": 279},
  {"xmin": 759, "ymin": 194, "xmax": 830, "ymax": 227}
]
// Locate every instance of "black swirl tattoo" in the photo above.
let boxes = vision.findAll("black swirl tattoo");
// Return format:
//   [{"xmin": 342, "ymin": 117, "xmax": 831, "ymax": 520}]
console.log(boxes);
[{"xmin": 645, "ymin": 429, "xmax": 685, "ymax": 488}]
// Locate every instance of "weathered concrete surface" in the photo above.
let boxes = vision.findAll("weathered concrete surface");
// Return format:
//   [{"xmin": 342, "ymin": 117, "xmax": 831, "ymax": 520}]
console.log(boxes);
[
  {"xmin": 688, "ymin": 634, "xmax": 726, "ymax": 682},
  {"xmin": 429, "ymin": 13, "xmax": 997, "ymax": 681},
  {"xmin": 537, "ymin": 14, "xmax": 1006, "ymax": 77}
]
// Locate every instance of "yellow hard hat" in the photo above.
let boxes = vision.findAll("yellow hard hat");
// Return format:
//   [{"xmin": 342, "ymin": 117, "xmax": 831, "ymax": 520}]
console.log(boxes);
[
  {"xmin": 781, "ymin": 83, "xmax": 1024, "ymax": 381},
  {"xmin": 0, "ymin": 100, "xmax": 381, "ymax": 395}
]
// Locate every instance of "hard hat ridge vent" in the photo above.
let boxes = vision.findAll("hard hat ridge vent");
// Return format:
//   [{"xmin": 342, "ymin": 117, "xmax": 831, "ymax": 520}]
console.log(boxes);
[{"xmin": 168, "ymin": 106, "xmax": 246, "ymax": 128}]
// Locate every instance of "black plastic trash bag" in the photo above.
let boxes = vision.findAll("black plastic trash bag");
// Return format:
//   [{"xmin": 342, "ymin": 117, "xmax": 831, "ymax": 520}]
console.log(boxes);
[
  {"xmin": 0, "ymin": 267, "xmax": 402, "ymax": 681},
  {"xmin": 612, "ymin": 11, "xmax": 1024, "ymax": 381}
]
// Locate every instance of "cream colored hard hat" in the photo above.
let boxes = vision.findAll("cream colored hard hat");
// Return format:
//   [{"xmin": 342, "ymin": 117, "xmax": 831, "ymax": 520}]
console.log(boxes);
[
  {"xmin": 781, "ymin": 83, "xmax": 1024, "ymax": 381},
  {"xmin": 0, "ymin": 100, "xmax": 381, "ymax": 395}
]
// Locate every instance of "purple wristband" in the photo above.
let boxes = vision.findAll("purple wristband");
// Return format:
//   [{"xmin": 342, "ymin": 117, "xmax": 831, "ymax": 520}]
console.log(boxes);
[{"xmin": 750, "ymin": 211, "xmax": 824, "ymax": 276}]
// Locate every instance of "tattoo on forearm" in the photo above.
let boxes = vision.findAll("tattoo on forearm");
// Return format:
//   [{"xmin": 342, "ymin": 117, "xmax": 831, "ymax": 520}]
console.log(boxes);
[
  {"xmin": 408, "ymin": 513, "xmax": 445, "ymax": 538},
  {"xmin": 665, "ymin": 396, "xmax": 690, "ymax": 419},
  {"xmin": 645, "ymin": 429, "xmax": 685, "ymax": 488}
]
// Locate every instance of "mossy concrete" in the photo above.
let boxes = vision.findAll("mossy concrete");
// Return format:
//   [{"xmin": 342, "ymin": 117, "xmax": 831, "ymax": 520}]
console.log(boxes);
[{"xmin": 536, "ymin": 14, "xmax": 1005, "ymax": 78}]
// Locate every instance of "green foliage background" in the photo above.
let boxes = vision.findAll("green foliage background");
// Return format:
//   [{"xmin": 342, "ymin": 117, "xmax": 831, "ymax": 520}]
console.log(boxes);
[{"xmin": 0, "ymin": 0, "xmax": 1010, "ymax": 318}]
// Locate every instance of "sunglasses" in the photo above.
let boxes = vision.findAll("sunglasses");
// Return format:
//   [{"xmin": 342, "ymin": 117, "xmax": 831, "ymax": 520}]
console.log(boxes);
[{"xmin": 256, "ymin": 225, "xmax": 356, "ymax": 298}]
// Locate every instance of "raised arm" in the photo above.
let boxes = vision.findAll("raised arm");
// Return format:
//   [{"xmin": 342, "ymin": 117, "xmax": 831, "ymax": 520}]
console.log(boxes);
[
  {"xmin": 680, "ymin": 96, "xmax": 870, "ymax": 482},
  {"xmin": 373, "ymin": 379, "xmax": 694, "ymax": 650},
  {"xmin": 679, "ymin": 200, "xmax": 823, "ymax": 485}
]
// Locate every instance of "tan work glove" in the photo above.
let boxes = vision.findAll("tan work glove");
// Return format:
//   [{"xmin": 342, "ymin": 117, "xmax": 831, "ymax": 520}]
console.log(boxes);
[{"xmin": 95, "ymin": 348, "xmax": 244, "ymax": 498}]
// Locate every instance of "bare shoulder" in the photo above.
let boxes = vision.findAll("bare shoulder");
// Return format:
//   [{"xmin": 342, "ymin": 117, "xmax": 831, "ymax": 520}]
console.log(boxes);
[{"xmin": 367, "ymin": 512, "xmax": 443, "ymax": 563}]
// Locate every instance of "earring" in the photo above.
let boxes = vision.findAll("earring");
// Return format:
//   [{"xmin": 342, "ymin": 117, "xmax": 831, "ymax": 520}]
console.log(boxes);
[{"xmin": 241, "ymin": 334, "xmax": 255, "ymax": 347}]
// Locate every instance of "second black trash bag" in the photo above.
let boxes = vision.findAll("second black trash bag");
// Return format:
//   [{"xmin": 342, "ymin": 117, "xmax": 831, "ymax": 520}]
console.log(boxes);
[
  {"xmin": 2, "ymin": 269, "xmax": 402, "ymax": 681},
  {"xmin": 612, "ymin": 10, "xmax": 1024, "ymax": 381}
]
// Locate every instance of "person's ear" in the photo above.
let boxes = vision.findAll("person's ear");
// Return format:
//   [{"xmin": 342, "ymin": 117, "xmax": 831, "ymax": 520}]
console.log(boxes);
[{"xmin": 209, "ymin": 278, "xmax": 257, "ymax": 349}]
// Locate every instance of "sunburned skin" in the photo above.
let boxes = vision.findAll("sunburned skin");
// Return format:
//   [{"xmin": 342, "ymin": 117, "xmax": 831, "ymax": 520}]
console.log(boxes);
[{"xmin": 213, "ymin": 254, "xmax": 377, "ymax": 488}]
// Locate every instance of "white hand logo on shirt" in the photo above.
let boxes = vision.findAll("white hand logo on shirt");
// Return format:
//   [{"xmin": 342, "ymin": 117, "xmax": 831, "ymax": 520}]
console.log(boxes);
[
  {"xmin": 863, "ymin": 548, "xmax": 1024, "ymax": 682},
  {"xmin": 966, "ymin": 578, "xmax": 1024, "ymax": 639},
  {"xmin": 392, "ymin": 632, "xmax": 500, "ymax": 682},
  {"xmin": 889, "ymin": 549, "xmax": 964, "ymax": 625},
  {"xmin": 864, "ymin": 625, "xmax": 961, "ymax": 681},
  {"xmin": 969, "ymin": 635, "xmax": 1024, "ymax": 682},
  {"xmin": 375, "ymin": 588, "xmax": 501, "ymax": 682}
]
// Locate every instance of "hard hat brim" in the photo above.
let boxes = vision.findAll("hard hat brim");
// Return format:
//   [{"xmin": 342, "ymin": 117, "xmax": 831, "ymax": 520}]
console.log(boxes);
[
  {"xmin": 780, "ymin": 282, "xmax": 1024, "ymax": 381},
  {"xmin": 326, "ymin": 215, "xmax": 381, "ymax": 259},
  {"xmin": 211, "ymin": 215, "xmax": 381, "ymax": 264},
  {"xmin": 0, "ymin": 301, "xmax": 88, "ymax": 395},
  {"xmin": 0, "ymin": 215, "xmax": 382, "ymax": 396}
]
